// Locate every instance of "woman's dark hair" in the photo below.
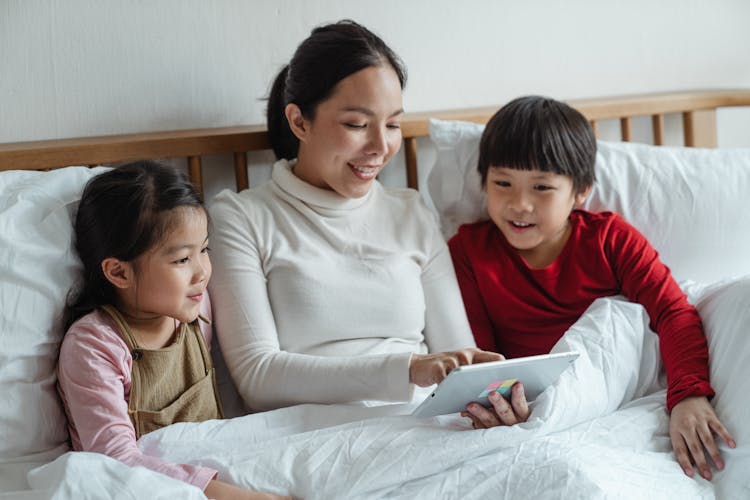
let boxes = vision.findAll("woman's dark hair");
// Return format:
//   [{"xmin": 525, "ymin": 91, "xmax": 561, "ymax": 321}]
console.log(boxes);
[
  {"xmin": 477, "ymin": 95, "xmax": 596, "ymax": 193},
  {"xmin": 64, "ymin": 160, "xmax": 204, "ymax": 329},
  {"xmin": 267, "ymin": 19, "xmax": 407, "ymax": 160}
]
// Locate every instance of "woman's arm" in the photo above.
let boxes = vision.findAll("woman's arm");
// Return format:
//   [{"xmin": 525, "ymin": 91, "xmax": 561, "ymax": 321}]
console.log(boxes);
[
  {"xmin": 208, "ymin": 194, "xmax": 414, "ymax": 411},
  {"xmin": 446, "ymin": 228, "xmax": 498, "ymax": 352}
]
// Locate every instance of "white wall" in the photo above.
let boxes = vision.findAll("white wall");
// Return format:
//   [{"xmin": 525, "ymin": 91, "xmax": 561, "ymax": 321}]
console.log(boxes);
[{"xmin": 2, "ymin": 0, "xmax": 750, "ymax": 198}]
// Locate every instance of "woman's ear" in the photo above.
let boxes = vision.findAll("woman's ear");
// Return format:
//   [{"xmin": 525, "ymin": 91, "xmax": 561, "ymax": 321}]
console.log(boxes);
[
  {"xmin": 101, "ymin": 258, "xmax": 133, "ymax": 289},
  {"xmin": 574, "ymin": 184, "xmax": 593, "ymax": 207},
  {"xmin": 284, "ymin": 103, "xmax": 309, "ymax": 142}
]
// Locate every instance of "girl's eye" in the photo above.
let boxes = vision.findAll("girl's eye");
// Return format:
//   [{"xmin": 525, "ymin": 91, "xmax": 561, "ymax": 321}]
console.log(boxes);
[
  {"xmin": 493, "ymin": 180, "xmax": 511, "ymax": 187},
  {"xmin": 201, "ymin": 246, "xmax": 210, "ymax": 254},
  {"xmin": 174, "ymin": 257, "xmax": 189, "ymax": 265}
]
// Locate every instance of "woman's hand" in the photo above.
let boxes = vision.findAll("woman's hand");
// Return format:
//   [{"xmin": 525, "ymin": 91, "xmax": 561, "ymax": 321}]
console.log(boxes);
[
  {"xmin": 461, "ymin": 381, "xmax": 530, "ymax": 429},
  {"xmin": 409, "ymin": 348, "xmax": 503, "ymax": 387},
  {"xmin": 669, "ymin": 396, "xmax": 736, "ymax": 480}
]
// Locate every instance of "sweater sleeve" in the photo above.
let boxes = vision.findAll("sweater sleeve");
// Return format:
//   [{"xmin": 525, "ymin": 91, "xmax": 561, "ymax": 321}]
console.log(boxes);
[
  {"xmin": 208, "ymin": 192, "xmax": 413, "ymax": 411},
  {"xmin": 448, "ymin": 226, "xmax": 498, "ymax": 353},
  {"xmin": 605, "ymin": 215, "xmax": 715, "ymax": 411},
  {"xmin": 420, "ymin": 211, "xmax": 477, "ymax": 353},
  {"xmin": 57, "ymin": 317, "xmax": 217, "ymax": 490}
]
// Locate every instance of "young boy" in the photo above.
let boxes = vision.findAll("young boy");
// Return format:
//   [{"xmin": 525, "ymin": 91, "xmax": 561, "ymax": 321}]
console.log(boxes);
[{"xmin": 449, "ymin": 96, "xmax": 735, "ymax": 480}]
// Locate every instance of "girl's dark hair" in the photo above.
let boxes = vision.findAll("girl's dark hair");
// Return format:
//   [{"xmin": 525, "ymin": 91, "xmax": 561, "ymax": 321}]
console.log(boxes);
[
  {"xmin": 477, "ymin": 95, "xmax": 596, "ymax": 193},
  {"xmin": 267, "ymin": 19, "xmax": 407, "ymax": 160},
  {"xmin": 64, "ymin": 160, "xmax": 204, "ymax": 329}
]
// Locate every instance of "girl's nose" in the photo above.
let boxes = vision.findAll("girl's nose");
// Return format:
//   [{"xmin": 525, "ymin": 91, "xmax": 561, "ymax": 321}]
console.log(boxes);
[{"xmin": 193, "ymin": 259, "xmax": 209, "ymax": 283}]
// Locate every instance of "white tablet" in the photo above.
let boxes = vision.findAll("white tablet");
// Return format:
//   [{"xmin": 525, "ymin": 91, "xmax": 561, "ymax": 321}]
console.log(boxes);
[{"xmin": 411, "ymin": 351, "xmax": 579, "ymax": 418}]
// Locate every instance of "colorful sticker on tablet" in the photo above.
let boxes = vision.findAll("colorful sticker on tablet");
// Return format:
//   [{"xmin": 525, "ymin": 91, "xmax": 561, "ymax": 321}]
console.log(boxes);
[{"xmin": 478, "ymin": 378, "xmax": 518, "ymax": 398}]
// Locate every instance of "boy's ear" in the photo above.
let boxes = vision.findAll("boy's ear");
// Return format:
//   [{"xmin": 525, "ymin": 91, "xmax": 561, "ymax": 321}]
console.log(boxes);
[
  {"xmin": 284, "ymin": 103, "xmax": 309, "ymax": 142},
  {"xmin": 574, "ymin": 184, "xmax": 593, "ymax": 207},
  {"xmin": 101, "ymin": 258, "xmax": 134, "ymax": 289}
]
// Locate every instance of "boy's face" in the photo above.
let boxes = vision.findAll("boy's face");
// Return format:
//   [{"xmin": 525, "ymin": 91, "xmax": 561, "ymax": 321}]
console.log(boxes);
[{"xmin": 484, "ymin": 167, "xmax": 589, "ymax": 268}]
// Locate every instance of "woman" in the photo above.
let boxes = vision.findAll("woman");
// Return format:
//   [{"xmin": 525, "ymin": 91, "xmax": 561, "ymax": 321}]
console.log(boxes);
[{"xmin": 209, "ymin": 20, "xmax": 502, "ymax": 412}]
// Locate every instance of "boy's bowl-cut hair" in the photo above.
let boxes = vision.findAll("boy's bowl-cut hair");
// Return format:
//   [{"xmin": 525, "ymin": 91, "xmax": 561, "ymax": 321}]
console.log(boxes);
[{"xmin": 477, "ymin": 95, "xmax": 596, "ymax": 193}]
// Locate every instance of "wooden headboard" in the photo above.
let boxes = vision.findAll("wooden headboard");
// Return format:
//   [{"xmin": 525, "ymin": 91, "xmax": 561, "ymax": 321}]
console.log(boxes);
[{"xmin": 2, "ymin": 89, "xmax": 749, "ymax": 194}]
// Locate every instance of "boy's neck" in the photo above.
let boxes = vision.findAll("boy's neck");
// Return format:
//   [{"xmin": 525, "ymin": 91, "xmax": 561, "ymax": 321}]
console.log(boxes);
[{"xmin": 516, "ymin": 221, "xmax": 573, "ymax": 270}]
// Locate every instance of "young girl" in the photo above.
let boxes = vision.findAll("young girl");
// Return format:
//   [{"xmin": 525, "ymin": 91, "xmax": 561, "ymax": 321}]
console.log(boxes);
[
  {"xmin": 57, "ymin": 161, "xmax": 289, "ymax": 500},
  {"xmin": 449, "ymin": 96, "xmax": 736, "ymax": 481}
]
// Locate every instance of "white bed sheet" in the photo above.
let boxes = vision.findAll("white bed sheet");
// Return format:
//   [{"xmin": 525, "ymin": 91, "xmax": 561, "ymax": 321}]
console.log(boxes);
[{"xmin": 6, "ymin": 279, "xmax": 749, "ymax": 499}]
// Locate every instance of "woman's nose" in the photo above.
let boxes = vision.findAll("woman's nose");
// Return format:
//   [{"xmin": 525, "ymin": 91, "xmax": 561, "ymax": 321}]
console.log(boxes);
[{"xmin": 365, "ymin": 126, "xmax": 388, "ymax": 156}]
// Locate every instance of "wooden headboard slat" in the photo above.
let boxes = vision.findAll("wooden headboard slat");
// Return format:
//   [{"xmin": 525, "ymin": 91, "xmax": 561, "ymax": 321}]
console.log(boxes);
[
  {"xmin": 652, "ymin": 115, "xmax": 665, "ymax": 145},
  {"xmin": 0, "ymin": 125, "xmax": 268, "ymax": 170}
]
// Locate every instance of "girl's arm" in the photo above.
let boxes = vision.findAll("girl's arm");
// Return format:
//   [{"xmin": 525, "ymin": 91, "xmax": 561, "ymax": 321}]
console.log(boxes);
[{"xmin": 57, "ymin": 318, "xmax": 217, "ymax": 490}]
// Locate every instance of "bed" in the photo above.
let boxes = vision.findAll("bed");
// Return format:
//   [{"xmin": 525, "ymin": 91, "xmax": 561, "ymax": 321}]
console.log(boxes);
[{"xmin": 2, "ymin": 89, "xmax": 750, "ymax": 499}]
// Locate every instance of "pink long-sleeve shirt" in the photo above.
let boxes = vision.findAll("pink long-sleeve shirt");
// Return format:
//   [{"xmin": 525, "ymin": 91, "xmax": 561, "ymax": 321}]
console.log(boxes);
[{"xmin": 56, "ymin": 296, "xmax": 217, "ymax": 491}]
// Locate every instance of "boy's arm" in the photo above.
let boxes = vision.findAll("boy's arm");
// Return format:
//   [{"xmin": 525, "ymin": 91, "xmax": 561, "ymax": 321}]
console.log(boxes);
[
  {"xmin": 448, "ymin": 231, "xmax": 499, "ymax": 353},
  {"xmin": 605, "ymin": 216, "xmax": 714, "ymax": 410}
]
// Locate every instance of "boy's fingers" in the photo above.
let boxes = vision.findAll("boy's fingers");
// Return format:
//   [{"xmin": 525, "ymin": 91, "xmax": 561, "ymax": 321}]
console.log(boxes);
[
  {"xmin": 698, "ymin": 424, "xmax": 723, "ymax": 470},
  {"xmin": 671, "ymin": 433, "xmax": 694, "ymax": 477},
  {"xmin": 685, "ymin": 433, "xmax": 711, "ymax": 480},
  {"xmin": 488, "ymin": 392, "xmax": 518, "ymax": 425},
  {"xmin": 510, "ymin": 383, "xmax": 530, "ymax": 421},
  {"xmin": 711, "ymin": 420, "xmax": 736, "ymax": 449}
]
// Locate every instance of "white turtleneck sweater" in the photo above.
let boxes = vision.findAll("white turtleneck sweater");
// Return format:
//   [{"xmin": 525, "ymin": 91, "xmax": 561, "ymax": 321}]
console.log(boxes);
[{"xmin": 208, "ymin": 160, "xmax": 475, "ymax": 411}]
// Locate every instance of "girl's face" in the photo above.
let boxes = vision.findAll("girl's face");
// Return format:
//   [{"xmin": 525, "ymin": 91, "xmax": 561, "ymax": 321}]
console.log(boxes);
[
  {"xmin": 124, "ymin": 207, "xmax": 211, "ymax": 325},
  {"xmin": 484, "ymin": 167, "xmax": 589, "ymax": 268},
  {"xmin": 289, "ymin": 64, "xmax": 404, "ymax": 199}
]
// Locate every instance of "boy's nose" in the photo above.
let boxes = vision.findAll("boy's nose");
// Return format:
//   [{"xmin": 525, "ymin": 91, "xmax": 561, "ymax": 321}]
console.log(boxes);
[{"xmin": 508, "ymin": 192, "xmax": 533, "ymax": 212}]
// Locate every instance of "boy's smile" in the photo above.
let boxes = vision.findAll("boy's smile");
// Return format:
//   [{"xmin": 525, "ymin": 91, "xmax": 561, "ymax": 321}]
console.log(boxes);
[{"xmin": 484, "ymin": 167, "xmax": 589, "ymax": 269}]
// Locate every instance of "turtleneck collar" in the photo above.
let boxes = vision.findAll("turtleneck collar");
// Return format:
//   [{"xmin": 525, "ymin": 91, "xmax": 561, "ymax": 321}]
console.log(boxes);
[{"xmin": 271, "ymin": 159, "xmax": 375, "ymax": 214}]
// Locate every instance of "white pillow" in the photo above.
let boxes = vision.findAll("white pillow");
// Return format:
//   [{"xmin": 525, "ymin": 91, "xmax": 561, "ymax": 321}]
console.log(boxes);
[
  {"xmin": 427, "ymin": 118, "xmax": 750, "ymax": 284},
  {"xmin": 0, "ymin": 166, "xmax": 107, "ymax": 462}
]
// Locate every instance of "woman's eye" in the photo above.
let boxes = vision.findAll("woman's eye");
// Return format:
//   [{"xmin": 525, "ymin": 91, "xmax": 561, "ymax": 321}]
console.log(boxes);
[
  {"xmin": 201, "ymin": 246, "xmax": 210, "ymax": 254},
  {"xmin": 386, "ymin": 123, "xmax": 401, "ymax": 130},
  {"xmin": 344, "ymin": 123, "xmax": 366, "ymax": 129}
]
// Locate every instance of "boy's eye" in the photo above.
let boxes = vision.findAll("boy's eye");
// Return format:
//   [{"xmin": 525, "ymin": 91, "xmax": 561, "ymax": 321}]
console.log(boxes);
[
  {"xmin": 534, "ymin": 185, "xmax": 554, "ymax": 191},
  {"xmin": 493, "ymin": 180, "xmax": 511, "ymax": 187}
]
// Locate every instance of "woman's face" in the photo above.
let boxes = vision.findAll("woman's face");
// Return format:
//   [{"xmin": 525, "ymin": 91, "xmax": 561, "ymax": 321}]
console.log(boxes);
[{"xmin": 289, "ymin": 64, "xmax": 404, "ymax": 199}]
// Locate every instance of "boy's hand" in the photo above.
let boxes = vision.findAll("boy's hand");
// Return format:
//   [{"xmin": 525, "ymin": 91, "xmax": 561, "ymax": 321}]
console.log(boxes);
[
  {"xmin": 461, "ymin": 381, "xmax": 530, "ymax": 428},
  {"xmin": 669, "ymin": 396, "xmax": 736, "ymax": 480},
  {"xmin": 409, "ymin": 348, "xmax": 503, "ymax": 387}
]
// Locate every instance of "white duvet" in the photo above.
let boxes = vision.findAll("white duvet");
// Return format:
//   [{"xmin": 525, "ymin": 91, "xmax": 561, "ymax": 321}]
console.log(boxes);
[{"xmin": 6, "ymin": 279, "xmax": 750, "ymax": 500}]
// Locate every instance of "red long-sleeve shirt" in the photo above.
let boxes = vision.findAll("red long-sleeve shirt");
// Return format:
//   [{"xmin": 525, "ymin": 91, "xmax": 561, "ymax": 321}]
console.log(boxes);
[{"xmin": 448, "ymin": 210, "xmax": 714, "ymax": 411}]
